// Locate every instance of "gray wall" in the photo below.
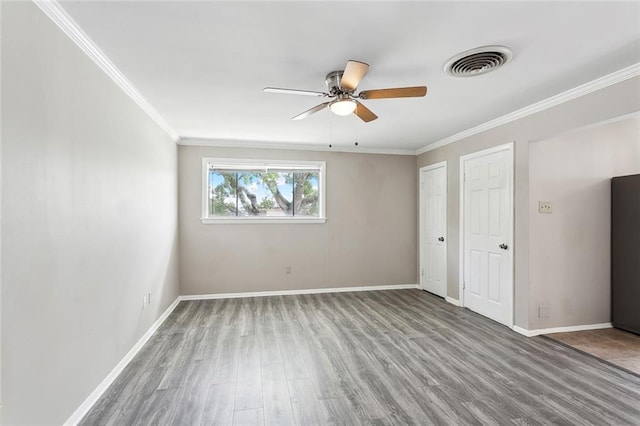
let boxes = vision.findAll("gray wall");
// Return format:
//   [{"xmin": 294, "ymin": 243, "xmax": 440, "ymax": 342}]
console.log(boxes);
[
  {"xmin": 529, "ymin": 115, "xmax": 640, "ymax": 329},
  {"xmin": 417, "ymin": 76, "xmax": 640, "ymax": 329},
  {"xmin": 1, "ymin": 3, "xmax": 179, "ymax": 424},
  {"xmin": 179, "ymin": 146, "xmax": 417, "ymax": 295}
]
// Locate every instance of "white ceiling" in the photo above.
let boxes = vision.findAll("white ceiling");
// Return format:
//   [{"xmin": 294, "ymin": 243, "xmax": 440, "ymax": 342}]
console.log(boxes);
[{"xmin": 58, "ymin": 1, "xmax": 640, "ymax": 152}]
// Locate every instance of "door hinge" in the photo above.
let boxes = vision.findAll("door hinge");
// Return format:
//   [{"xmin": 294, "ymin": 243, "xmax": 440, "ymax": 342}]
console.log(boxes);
[
  {"xmin": 463, "ymin": 281, "xmax": 466, "ymax": 290},
  {"xmin": 421, "ymin": 268, "xmax": 424, "ymax": 276}
]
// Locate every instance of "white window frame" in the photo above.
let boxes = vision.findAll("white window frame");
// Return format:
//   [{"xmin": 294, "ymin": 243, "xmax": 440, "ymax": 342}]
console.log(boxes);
[{"xmin": 201, "ymin": 157, "xmax": 326, "ymax": 224}]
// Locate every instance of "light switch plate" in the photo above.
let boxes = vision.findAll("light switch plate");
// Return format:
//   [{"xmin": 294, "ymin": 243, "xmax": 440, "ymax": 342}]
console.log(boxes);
[{"xmin": 538, "ymin": 201, "xmax": 552, "ymax": 213}]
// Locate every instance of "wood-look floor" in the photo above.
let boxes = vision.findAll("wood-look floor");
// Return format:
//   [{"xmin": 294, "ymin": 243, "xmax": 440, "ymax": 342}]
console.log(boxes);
[{"xmin": 81, "ymin": 290, "xmax": 640, "ymax": 425}]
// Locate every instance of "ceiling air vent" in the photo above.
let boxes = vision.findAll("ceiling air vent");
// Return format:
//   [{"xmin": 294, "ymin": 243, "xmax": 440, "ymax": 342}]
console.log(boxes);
[{"xmin": 444, "ymin": 45, "xmax": 513, "ymax": 77}]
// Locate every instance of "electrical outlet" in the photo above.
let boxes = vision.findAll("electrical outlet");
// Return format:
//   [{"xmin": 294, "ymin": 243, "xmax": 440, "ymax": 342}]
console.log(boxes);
[
  {"xmin": 285, "ymin": 266, "xmax": 292, "ymax": 275},
  {"xmin": 538, "ymin": 304, "xmax": 550, "ymax": 318},
  {"xmin": 538, "ymin": 201, "xmax": 552, "ymax": 214},
  {"xmin": 143, "ymin": 293, "xmax": 151, "ymax": 309}
]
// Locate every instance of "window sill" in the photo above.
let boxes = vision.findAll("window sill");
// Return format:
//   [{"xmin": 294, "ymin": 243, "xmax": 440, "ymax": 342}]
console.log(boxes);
[{"xmin": 201, "ymin": 217, "xmax": 327, "ymax": 225}]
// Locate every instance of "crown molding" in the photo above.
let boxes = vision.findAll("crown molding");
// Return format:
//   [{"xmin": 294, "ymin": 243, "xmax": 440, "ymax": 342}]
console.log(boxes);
[
  {"xmin": 416, "ymin": 63, "xmax": 640, "ymax": 155},
  {"xmin": 32, "ymin": 0, "xmax": 640, "ymax": 154},
  {"xmin": 179, "ymin": 137, "xmax": 417, "ymax": 156},
  {"xmin": 33, "ymin": 0, "xmax": 180, "ymax": 142}
]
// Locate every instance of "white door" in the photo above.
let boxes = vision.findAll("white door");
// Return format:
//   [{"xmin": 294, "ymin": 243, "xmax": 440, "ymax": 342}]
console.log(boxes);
[
  {"xmin": 420, "ymin": 162, "xmax": 447, "ymax": 298},
  {"xmin": 462, "ymin": 145, "xmax": 513, "ymax": 326}
]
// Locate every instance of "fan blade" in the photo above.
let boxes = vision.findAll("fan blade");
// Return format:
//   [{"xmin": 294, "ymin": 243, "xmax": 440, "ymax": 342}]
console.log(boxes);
[
  {"xmin": 340, "ymin": 60, "xmax": 369, "ymax": 91},
  {"xmin": 264, "ymin": 87, "xmax": 328, "ymax": 97},
  {"xmin": 354, "ymin": 101, "xmax": 378, "ymax": 122},
  {"xmin": 292, "ymin": 102, "xmax": 331, "ymax": 120},
  {"xmin": 359, "ymin": 86, "xmax": 427, "ymax": 99}
]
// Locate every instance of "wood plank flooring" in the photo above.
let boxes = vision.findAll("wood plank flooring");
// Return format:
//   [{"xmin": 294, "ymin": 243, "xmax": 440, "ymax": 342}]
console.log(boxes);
[{"xmin": 80, "ymin": 290, "xmax": 640, "ymax": 425}]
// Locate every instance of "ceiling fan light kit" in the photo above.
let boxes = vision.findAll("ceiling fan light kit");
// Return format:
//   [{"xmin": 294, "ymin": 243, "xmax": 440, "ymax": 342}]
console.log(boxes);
[
  {"xmin": 329, "ymin": 96, "xmax": 357, "ymax": 116},
  {"xmin": 264, "ymin": 60, "xmax": 428, "ymax": 122}
]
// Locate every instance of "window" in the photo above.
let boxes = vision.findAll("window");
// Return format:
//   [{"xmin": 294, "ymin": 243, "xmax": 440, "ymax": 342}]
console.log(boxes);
[{"xmin": 202, "ymin": 158, "xmax": 326, "ymax": 223}]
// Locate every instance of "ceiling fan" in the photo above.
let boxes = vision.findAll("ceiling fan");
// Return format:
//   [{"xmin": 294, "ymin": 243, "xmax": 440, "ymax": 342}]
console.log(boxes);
[{"xmin": 264, "ymin": 60, "xmax": 427, "ymax": 122}]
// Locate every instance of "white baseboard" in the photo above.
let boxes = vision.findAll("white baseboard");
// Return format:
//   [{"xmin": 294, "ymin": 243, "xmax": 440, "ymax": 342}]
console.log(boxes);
[
  {"xmin": 513, "ymin": 322, "xmax": 612, "ymax": 338},
  {"xmin": 64, "ymin": 297, "xmax": 181, "ymax": 426},
  {"xmin": 179, "ymin": 284, "xmax": 419, "ymax": 300},
  {"xmin": 445, "ymin": 296, "xmax": 462, "ymax": 307}
]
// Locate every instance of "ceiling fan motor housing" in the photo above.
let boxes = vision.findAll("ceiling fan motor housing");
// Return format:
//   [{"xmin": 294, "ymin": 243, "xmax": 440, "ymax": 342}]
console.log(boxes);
[{"xmin": 325, "ymin": 70, "xmax": 349, "ymax": 95}]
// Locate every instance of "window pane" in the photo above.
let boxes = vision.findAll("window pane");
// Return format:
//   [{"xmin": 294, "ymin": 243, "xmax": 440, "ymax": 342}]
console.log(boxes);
[
  {"xmin": 236, "ymin": 172, "xmax": 264, "ymax": 216},
  {"xmin": 259, "ymin": 172, "xmax": 293, "ymax": 216},
  {"xmin": 224, "ymin": 171, "xmax": 293, "ymax": 216},
  {"xmin": 293, "ymin": 172, "xmax": 319, "ymax": 217},
  {"xmin": 209, "ymin": 171, "xmax": 237, "ymax": 216}
]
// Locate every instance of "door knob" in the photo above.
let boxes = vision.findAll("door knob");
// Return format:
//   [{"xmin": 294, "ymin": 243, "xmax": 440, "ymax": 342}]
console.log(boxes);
[
  {"xmin": 499, "ymin": 243, "xmax": 508, "ymax": 250},
  {"xmin": 438, "ymin": 237, "xmax": 445, "ymax": 242}
]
